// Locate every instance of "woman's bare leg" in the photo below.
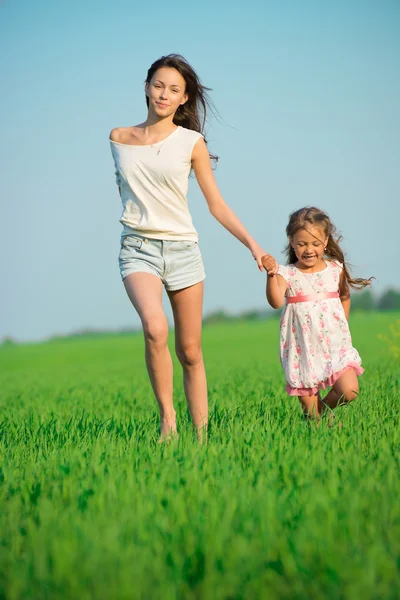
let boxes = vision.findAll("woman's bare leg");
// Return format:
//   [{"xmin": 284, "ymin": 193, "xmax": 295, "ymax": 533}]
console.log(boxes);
[
  {"xmin": 321, "ymin": 368, "xmax": 359, "ymax": 412},
  {"xmin": 168, "ymin": 282, "xmax": 208, "ymax": 441},
  {"xmin": 123, "ymin": 273, "xmax": 176, "ymax": 438}
]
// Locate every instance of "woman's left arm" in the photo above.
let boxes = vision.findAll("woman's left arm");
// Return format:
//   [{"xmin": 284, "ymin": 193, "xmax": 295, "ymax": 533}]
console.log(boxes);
[
  {"xmin": 339, "ymin": 270, "xmax": 351, "ymax": 320},
  {"xmin": 192, "ymin": 138, "xmax": 273, "ymax": 272}
]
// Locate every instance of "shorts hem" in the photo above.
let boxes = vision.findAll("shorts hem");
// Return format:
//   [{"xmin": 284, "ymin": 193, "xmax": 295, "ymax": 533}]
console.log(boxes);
[
  {"xmin": 120, "ymin": 266, "xmax": 161, "ymax": 282},
  {"xmin": 165, "ymin": 274, "xmax": 206, "ymax": 292}
]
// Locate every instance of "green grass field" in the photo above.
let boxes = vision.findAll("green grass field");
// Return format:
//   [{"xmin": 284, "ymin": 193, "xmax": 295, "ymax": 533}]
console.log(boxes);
[{"xmin": 1, "ymin": 312, "xmax": 399, "ymax": 599}]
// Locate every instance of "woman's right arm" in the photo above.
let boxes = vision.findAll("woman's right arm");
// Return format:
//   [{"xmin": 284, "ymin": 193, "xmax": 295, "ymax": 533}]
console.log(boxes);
[{"xmin": 191, "ymin": 138, "xmax": 274, "ymax": 272}]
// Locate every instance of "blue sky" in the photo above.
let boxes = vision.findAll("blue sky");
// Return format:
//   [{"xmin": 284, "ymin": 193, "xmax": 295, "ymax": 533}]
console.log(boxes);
[{"xmin": 1, "ymin": 0, "xmax": 399, "ymax": 342}]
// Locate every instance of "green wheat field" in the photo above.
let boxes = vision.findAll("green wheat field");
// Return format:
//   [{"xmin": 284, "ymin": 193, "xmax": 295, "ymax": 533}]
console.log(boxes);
[{"xmin": 1, "ymin": 312, "xmax": 399, "ymax": 599}]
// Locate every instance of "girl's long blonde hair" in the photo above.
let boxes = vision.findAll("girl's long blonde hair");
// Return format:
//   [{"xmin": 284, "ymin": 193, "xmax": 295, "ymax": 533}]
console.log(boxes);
[{"xmin": 285, "ymin": 207, "xmax": 373, "ymax": 290}]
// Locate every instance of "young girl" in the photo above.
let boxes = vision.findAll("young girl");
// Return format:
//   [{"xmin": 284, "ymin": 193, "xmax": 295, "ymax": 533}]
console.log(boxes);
[
  {"xmin": 262, "ymin": 207, "xmax": 372, "ymax": 420},
  {"xmin": 110, "ymin": 54, "xmax": 273, "ymax": 441}
]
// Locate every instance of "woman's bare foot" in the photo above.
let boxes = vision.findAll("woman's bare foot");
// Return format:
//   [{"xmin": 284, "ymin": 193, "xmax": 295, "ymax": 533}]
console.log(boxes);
[
  {"xmin": 196, "ymin": 424, "xmax": 208, "ymax": 445},
  {"xmin": 158, "ymin": 432, "xmax": 179, "ymax": 444},
  {"xmin": 158, "ymin": 418, "xmax": 178, "ymax": 442}
]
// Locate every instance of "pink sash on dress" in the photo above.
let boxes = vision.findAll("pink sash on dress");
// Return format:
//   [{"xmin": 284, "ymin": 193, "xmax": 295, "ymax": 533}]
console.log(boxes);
[{"xmin": 286, "ymin": 291, "xmax": 339, "ymax": 304}]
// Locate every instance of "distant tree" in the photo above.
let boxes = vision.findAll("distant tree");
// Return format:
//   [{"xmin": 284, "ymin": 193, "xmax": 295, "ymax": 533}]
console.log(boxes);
[
  {"xmin": 351, "ymin": 289, "xmax": 376, "ymax": 311},
  {"xmin": 238, "ymin": 309, "xmax": 269, "ymax": 321},
  {"xmin": 377, "ymin": 289, "xmax": 400, "ymax": 311},
  {"xmin": 203, "ymin": 310, "xmax": 233, "ymax": 325}
]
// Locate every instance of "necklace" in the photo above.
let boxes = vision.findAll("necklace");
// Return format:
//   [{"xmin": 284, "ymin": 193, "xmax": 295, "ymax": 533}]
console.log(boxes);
[
  {"xmin": 150, "ymin": 127, "xmax": 178, "ymax": 155},
  {"xmin": 151, "ymin": 140, "xmax": 166, "ymax": 155}
]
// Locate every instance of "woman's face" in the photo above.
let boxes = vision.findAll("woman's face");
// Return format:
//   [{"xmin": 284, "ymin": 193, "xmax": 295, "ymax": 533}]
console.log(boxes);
[{"xmin": 145, "ymin": 67, "xmax": 188, "ymax": 119}]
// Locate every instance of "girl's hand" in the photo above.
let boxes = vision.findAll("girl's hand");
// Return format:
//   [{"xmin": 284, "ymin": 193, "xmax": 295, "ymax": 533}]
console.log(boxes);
[{"xmin": 261, "ymin": 253, "xmax": 279, "ymax": 275}]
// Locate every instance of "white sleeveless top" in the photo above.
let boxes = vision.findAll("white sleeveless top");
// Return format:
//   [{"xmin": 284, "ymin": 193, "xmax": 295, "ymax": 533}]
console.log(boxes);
[{"xmin": 110, "ymin": 126, "xmax": 203, "ymax": 241}]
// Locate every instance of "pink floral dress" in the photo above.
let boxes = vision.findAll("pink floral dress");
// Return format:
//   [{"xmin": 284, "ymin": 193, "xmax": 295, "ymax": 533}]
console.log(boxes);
[{"xmin": 277, "ymin": 260, "xmax": 363, "ymax": 396}]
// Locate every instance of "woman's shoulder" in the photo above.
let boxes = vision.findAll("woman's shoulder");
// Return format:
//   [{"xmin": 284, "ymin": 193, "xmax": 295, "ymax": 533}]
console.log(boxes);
[
  {"xmin": 178, "ymin": 126, "xmax": 204, "ymax": 142},
  {"xmin": 109, "ymin": 126, "xmax": 138, "ymax": 144},
  {"xmin": 178, "ymin": 126, "xmax": 203, "ymax": 137},
  {"xmin": 109, "ymin": 127, "xmax": 125, "ymax": 142},
  {"xmin": 176, "ymin": 127, "xmax": 205, "ymax": 159}
]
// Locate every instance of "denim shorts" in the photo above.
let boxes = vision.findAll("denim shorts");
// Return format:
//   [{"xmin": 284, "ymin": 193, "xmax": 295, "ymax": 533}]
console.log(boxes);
[{"xmin": 119, "ymin": 234, "xmax": 206, "ymax": 291}]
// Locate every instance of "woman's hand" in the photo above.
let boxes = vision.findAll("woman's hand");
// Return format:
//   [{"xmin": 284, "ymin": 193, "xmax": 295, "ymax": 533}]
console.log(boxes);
[
  {"xmin": 249, "ymin": 243, "xmax": 270, "ymax": 271},
  {"xmin": 261, "ymin": 253, "xmax": 279, "ymax": 275}
]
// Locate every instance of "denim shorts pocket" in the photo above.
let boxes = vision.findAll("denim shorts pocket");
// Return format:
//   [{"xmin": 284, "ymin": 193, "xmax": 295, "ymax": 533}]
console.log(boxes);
[
  {"xmin": 121, "ymin": 236, "xmax": 143, "ymax": 250},
  {"xmin": 180, "ymin": 241, "xmax": 198, "ymax": 249}
]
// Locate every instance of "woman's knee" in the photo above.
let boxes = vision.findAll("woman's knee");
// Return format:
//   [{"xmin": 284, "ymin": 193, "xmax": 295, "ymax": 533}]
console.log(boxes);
[
  {"xmin": 143, "ymin": 316, "xmax": 169, "ymax": 349},
  {"xmin": 176, "ymin": 343, "xmax": 203, "ymax": 368}
]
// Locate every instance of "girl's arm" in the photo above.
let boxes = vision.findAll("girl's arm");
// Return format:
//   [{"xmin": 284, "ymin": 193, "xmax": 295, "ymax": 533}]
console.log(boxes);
[
  {"xmin": 262, "ymin": 255, "xmax": 288, "ymax": 308},
  {"xmin": 339, "ymin": 270, "xmax": 351, "ymax": 320},
  {"xmin": 266, "ymin": 274, "xmax": 288, "ymax": 309},
  {"xmin": 192, "ymin": 138, "xmax": 274, "ymax": 272}
]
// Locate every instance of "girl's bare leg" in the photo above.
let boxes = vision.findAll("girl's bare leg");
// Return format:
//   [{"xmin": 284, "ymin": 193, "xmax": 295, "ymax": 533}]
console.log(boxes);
[
  {"xmin": 298, "ymin": 394, "xmax": 322, "ymax": 420},
  {"xmin": 321, "ymin": 368, "xmax": 359, "ymax": 412},
  {"xmin": 123, "ymin": 273, "xmax": 176, "ymax": 438},
  {"xmin": 168, "ymin": 282, "xmax": 208, "ymax": 441}
]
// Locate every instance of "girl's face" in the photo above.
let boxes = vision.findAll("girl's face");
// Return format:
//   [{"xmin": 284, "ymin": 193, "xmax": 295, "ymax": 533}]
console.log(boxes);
[
  {"xmin": 145, "ymin": 67, "xmax": 188, "ymax": 119},
  {"xmin": 290, "ymin": 226, "xmax": 328, "ymax": 269}
]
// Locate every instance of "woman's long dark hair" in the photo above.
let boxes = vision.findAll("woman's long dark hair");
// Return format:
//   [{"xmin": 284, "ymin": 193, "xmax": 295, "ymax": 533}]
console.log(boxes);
[
  {"xmin": 284, "ymin": 207, "xmax": 373, "ymax": 290},
  {"xmin": 145, "ymin": 54, "xmax": 218, "ymax": 162}
]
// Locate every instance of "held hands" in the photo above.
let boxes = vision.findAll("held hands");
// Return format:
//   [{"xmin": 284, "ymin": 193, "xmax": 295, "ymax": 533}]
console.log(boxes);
[
  {"xmin": 250, "ymin": 242, "xmax": 278, "ymax": 273},
  {"xmin": 261, "ymin": 253, "xmax": 279, "ymax": 276},
  {"xmin": 250, "ymin": 242, "xmax": 271, "ymax": 272}
]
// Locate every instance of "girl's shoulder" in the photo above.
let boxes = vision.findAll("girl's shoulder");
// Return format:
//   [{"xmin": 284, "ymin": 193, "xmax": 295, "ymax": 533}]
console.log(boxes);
[
  {"xmin": 327, "ymin": 259, "xmax": 344, "ymax": 271},
  {"xmin": 277, "ymin": 264, "xmax": 296, "ymax": 282}
]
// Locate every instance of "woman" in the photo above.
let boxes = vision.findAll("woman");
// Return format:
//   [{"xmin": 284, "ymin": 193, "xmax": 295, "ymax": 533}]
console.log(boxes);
[{"xmin": 110, "ymin": 54, "xmax": 275, "ymax": 441}]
